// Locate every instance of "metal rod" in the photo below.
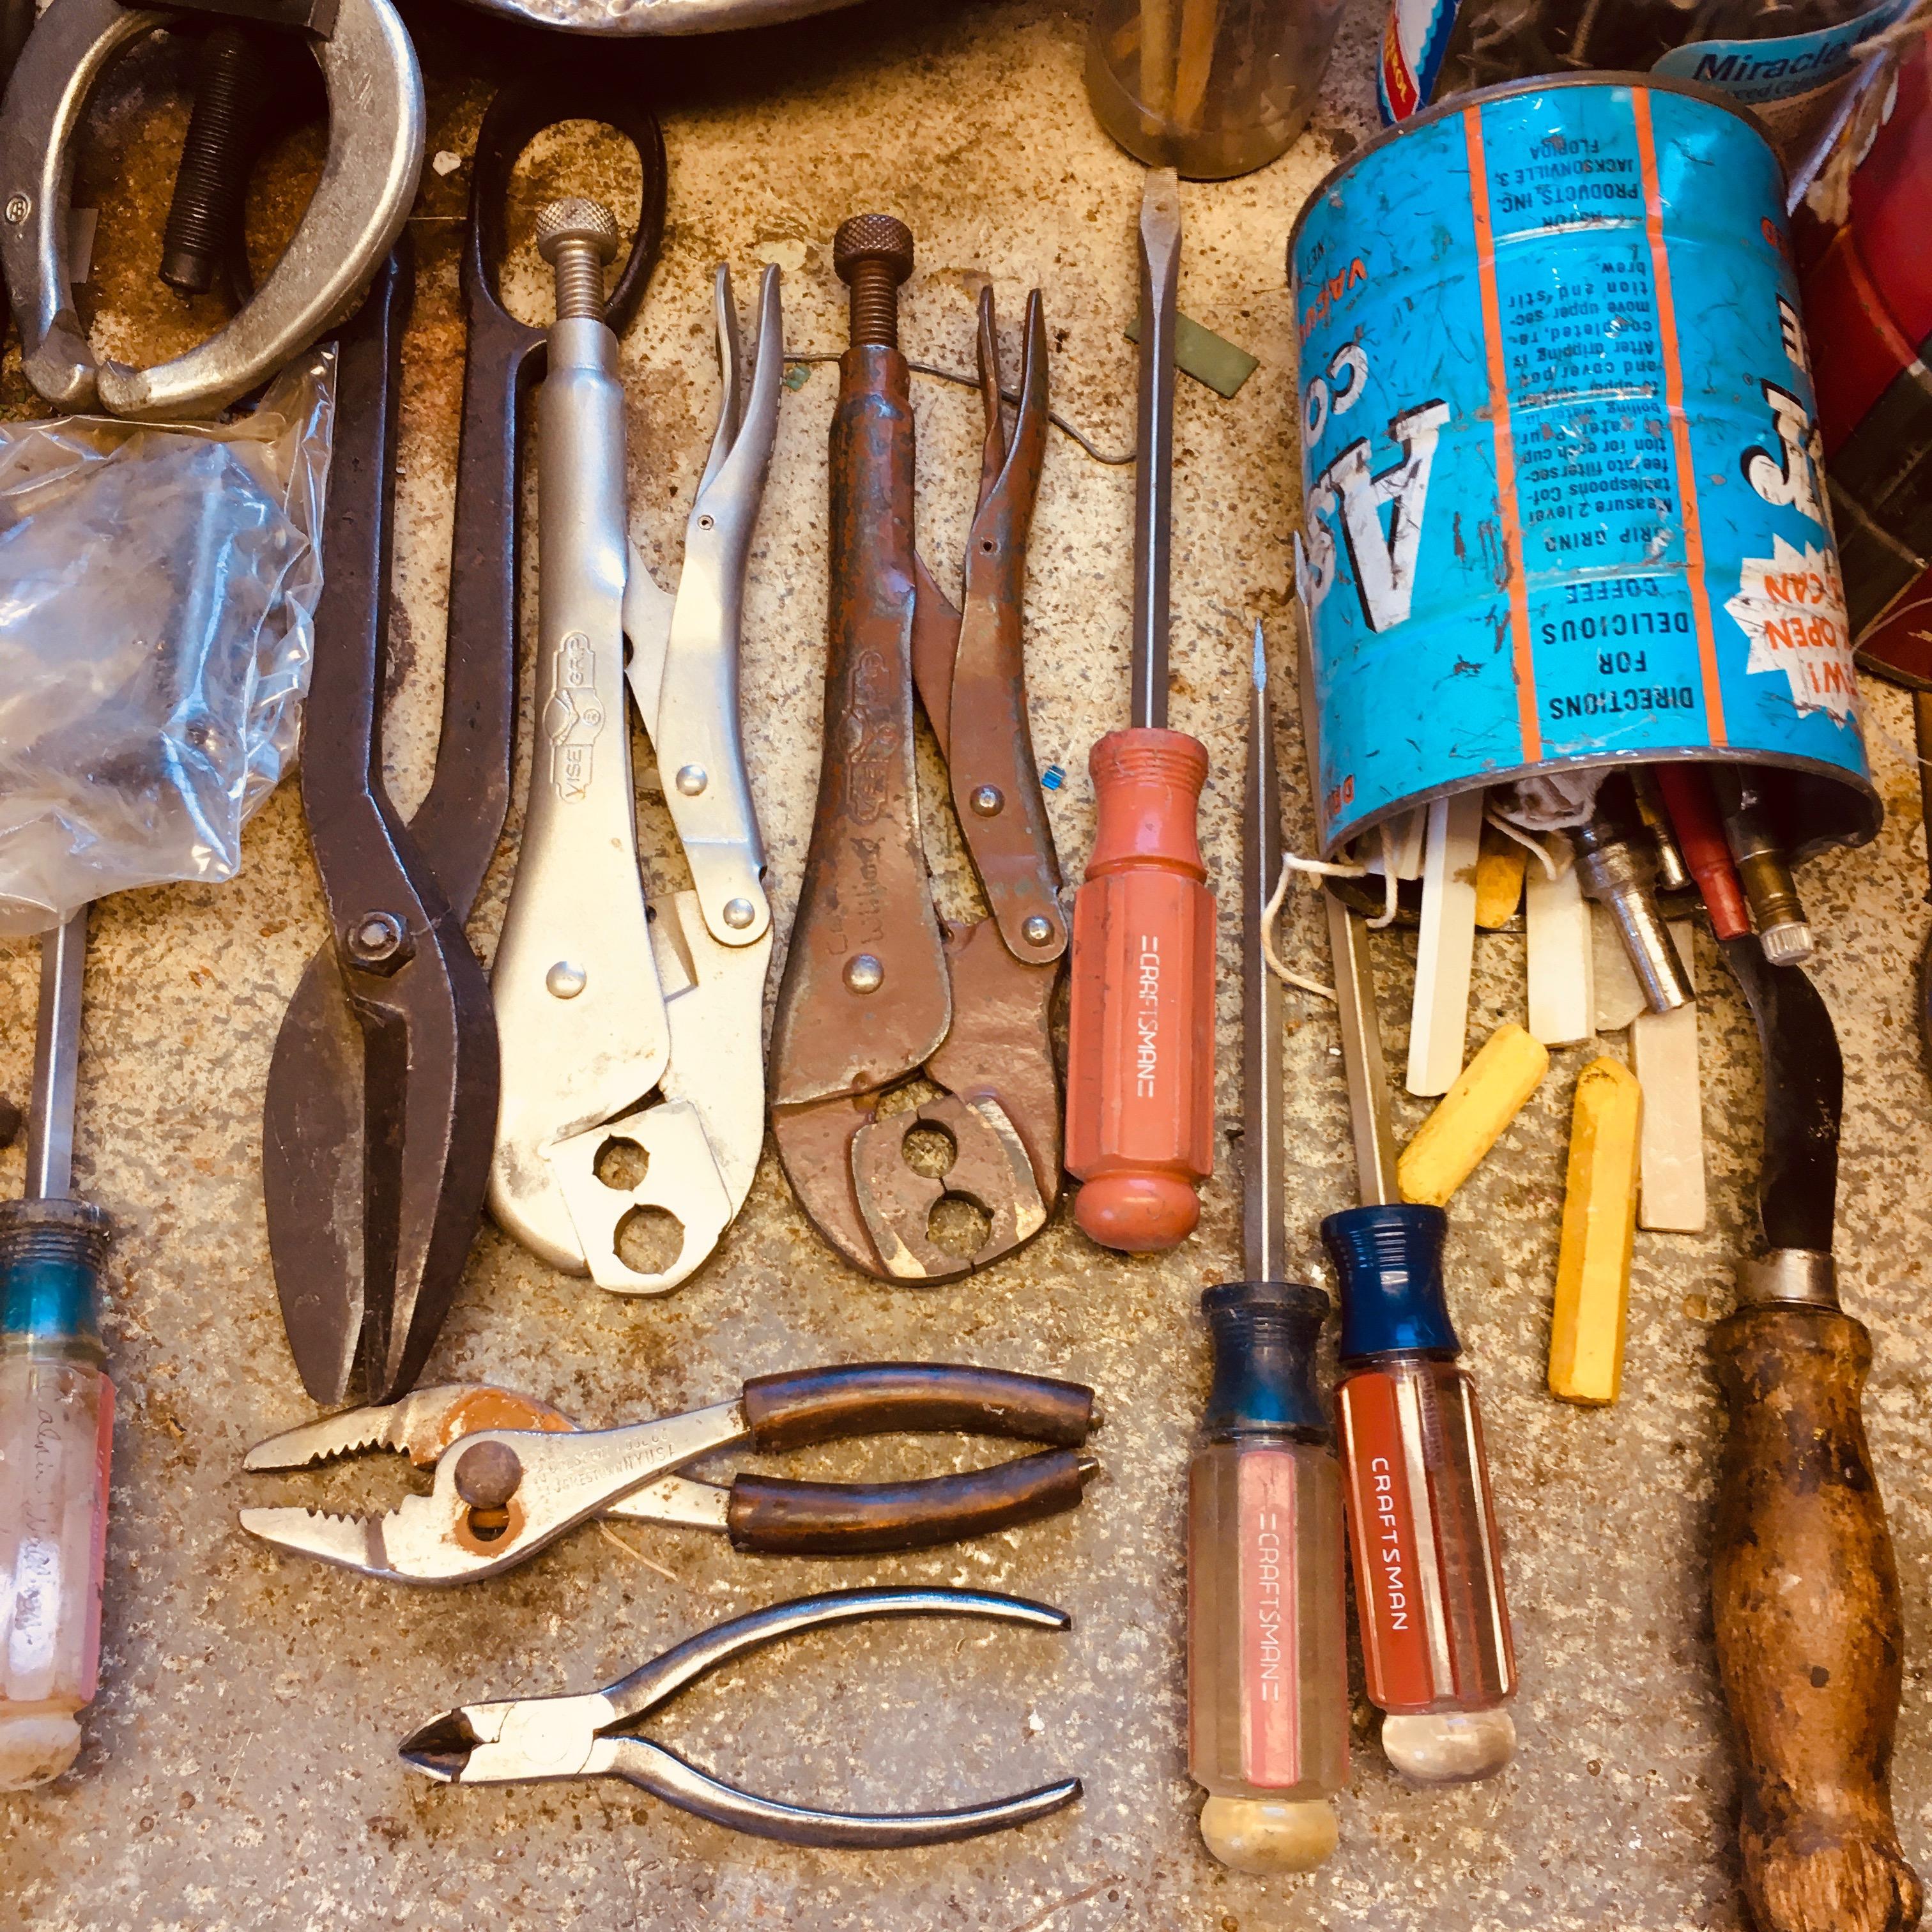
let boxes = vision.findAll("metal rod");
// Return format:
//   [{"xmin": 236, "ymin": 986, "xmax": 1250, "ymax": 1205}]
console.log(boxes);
[
  {"xmin": 1243, "ymin": 621, "xmax": 1285, "ymax": 1284},
  {"xmin": 27, "ymin": 905, "xmax": 89, "ymax": 1200},
  {"xmin": 1294, "ymin": 617, "xmax": 1398, "ymax": 1206},
  {"xmin": 1326, "ymin": 892, "xmax": 1399, "ymax": 1207},
  {"xmin": 1130, "ymin": 171, "xmax": 1180, "ymax": 732}
]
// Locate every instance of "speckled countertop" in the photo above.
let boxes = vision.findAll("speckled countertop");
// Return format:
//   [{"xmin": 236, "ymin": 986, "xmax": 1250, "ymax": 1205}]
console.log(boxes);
[{"xmin": 4, "ymin": 1, "xmax": 1931, "ymax": 1926}]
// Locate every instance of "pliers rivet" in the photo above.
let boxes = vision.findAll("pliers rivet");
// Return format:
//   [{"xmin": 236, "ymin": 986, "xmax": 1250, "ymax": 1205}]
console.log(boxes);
[
  {"xmin": 969, "ymin": 784, "xmax": 1004, "ymax": 817},
  {"xmin": 1022, "ymin": 915, "xmax": 1055, "ymax": 946},
  {"xmin": 675, "ymin": 763, "xmax": 709, "ymax": 796},
  {"xmin": 723, "ymin": 898, "xmax": 756, "ymax": 930},
  {"xmin": 346, "ymin": 911, "xmax": 410, "ymax": 972},
  {"xmin": 452, "ymin": 1439, "xmax": 523, "ymax": 1510},
  {"xmin": 844, "ymin": 953, "xmax": 885, "ymax": 994},
  {"xmin": 546, "ymin": 961, "xmax": 588, "ymax": 999}
]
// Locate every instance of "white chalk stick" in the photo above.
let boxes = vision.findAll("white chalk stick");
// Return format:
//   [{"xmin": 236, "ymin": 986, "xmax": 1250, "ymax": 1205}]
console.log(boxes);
[
  {"xmin": 1633, "ymin": 919, "xmax": 1705, "ymax": 1232},
  {"xmin": 1406, "ymin": 791, "xmax": 1483, "ymax": 1097},
  {"xmin": 1591, "ymin": 901, "xmax": 1649, "ymax": 1034},
  {"xmin": 1526, "ymin": 859, "xmax": 1594, "ymax": 1047}
]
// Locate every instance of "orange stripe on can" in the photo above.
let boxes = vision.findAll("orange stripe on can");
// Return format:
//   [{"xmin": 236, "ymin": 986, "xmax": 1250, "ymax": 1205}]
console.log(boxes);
[
  {"xmin": 1461, "ymin": 105, "xmax": 1541, "ymax": 766},
  {"xmin": 1632, "ymin": 87, "xmax": 1728, "ymax": 750}
]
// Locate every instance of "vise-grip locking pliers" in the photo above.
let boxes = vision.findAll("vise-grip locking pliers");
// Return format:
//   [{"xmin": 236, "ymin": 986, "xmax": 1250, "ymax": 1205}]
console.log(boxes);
[
  {"xmin": 488, "ymin": 212, "xmax": 781, "ymax": 1294},
  {"xmin": 0, "ymin": 0, "xmax": 422, "ymax": 418},
  {"xmin": 770, "ymin": 217, "xmax": 1064, "ymax": 1283}
]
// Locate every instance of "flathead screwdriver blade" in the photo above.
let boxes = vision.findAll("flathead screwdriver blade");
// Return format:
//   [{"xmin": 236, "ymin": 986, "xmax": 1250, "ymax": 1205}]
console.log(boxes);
[
  {"xmin": 1242, "ymin": 622, "xmax": 1286, "ymax": 1284},
  {"xmin": 1131, "ymin": 170, "xmax": 1180, "ymax": 732}
]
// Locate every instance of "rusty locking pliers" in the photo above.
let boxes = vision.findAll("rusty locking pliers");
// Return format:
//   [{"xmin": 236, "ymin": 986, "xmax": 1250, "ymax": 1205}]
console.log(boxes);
[
  {"xmin": 770, "ymin": 216, "xmax": 1064, "ymax": 1284},
  {"xmin": 487, "ymin": 210, "xmax": 781, "ymax": 1294},
  {"xmin": 261, "ymin": 82, "xmax": 666, "ymax": 1406}
]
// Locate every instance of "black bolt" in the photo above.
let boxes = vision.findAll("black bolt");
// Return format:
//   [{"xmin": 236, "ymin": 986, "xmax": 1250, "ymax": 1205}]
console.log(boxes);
[
  {"xmin": 833, "ymin": 214, "xmax": 914, "ymax": 349},
  {"xmin": 452, "ymin": 1440, "xmax": 523, "ymax": 1511},
  {"xmin": 160, "ymin": 25, "xmax": 277, "ymax": 296}
]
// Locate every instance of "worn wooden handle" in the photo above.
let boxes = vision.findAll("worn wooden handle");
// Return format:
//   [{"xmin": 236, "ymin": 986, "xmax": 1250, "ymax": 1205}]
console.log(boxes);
[
  {"xmin": 1710, "ymin": 1303, "xmax": 1923, "ymax": 1932},
  {"xmin": 725, "ymin": 1448, "xmax": 1092, "ymax": 1554},
  {"xmin": 742, "ymin": 1363, "xmax": 1095, "ymax": 1452}
]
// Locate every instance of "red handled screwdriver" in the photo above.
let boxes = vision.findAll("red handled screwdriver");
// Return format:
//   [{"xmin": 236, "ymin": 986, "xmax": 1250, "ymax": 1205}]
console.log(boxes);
[{"xmin": 1064, "ymin": 169, "xmax": 1216, "ymax": 1254}]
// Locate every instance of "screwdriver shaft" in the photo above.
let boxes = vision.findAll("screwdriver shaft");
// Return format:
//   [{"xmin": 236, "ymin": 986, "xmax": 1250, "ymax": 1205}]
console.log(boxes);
[
  {"xmin": 27, "ymin": 906, "xmax": 88, "ymax": 1201},
  {"xmin": 1131, "ymin": 172, "xmax": 1180, "ymax": 732}
]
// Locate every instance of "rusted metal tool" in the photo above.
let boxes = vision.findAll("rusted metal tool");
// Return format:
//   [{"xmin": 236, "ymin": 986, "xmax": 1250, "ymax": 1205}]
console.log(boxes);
[
  {"xmin": 240, "ymin": 1361, "xmax": 1101, "ymax": 1580},
  {"xmin": 769, "ymin": 215, "xmax": 1065, "ymax": 1284},
  {"xmin": 261, "ymin": 82, "xmax": 666, "ymax": 1406}
]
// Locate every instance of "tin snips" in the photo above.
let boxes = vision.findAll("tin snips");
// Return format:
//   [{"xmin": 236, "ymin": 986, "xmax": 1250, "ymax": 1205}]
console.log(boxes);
[
  {"xmin": 487, "ymin": 217, "xmax": 783, "ymax": 1295},
  {"xmin": 262, "ymin": 82, "xmax": 666, "ymax": 1406},
  {"xmin": 770, "ymin": 218, "xmax": 1064, "ymax": 1284}
]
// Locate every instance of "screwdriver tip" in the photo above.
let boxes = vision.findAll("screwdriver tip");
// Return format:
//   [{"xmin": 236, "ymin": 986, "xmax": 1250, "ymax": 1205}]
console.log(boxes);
[{"xmin": 1252, "ymin": 619, "xmax": 1266, "ymax": 691}]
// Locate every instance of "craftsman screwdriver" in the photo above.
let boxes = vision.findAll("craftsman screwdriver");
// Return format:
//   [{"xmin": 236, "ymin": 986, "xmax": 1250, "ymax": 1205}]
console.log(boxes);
[
  {"xmin": 1296, "ymin": 625, "xmax": 1517, "ymax": 1785},
  {"xmin": 1188, "ymin": 626, "xmax": 1347, "ymax": 1874},
  {"xmin": 0, "ymin": 908, "xmax": 116, "ymax": 1790},
  {"xmin": 1065, "ymin": 169, "xmax": 1215, "ymax": 1253}
]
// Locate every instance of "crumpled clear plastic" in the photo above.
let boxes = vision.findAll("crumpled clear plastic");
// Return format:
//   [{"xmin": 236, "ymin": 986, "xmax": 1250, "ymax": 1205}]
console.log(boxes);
[{"xmin": 0, "ymin": 353, "xmax": 335, "ymax": 937}]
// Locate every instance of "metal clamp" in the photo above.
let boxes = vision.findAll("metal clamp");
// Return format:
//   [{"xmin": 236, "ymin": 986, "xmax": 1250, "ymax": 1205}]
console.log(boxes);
[{"xmin": 0, "ymin": 0, "xmax": 422, "ymax": 418}]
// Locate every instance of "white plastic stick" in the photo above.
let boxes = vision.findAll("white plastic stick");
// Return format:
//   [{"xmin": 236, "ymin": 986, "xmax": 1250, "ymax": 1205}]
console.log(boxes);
[
  {"xmin": 1632, "ymin": 919, "xmax": 1705, "ymax": 1232},
  {"xmin": 1406, "ymin": 791, "xmax": 1483, "ymax": 1096},
  {"xmin": 1590, "ymin": 901, "xmax": 1648, "ymax": 1034},
  {"xmin": 1361, "ymin": 807, "xmax": 1427, "ymax": 879},
  {"xmin": 1526, "ymin": 859, "xmax": 1593, "ymax": 1047}
]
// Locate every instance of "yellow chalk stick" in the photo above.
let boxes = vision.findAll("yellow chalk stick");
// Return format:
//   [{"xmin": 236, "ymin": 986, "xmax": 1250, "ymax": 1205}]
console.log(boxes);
[
  {"xmin": 1473, "ymin": 822, "xmax": 1528, "ymax": 929},
  {"xmin": 1397, "ymin": 1023, "xmax": 1549, "ymax": 1208},
  {"xmin": 1549, "ymin": 1056, "xmax": 1644, "ymax": 1406}
]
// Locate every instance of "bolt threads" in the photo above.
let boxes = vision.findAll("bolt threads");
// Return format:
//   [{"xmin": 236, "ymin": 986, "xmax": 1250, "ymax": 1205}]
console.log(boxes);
[
  {"xmin": 847, "ymin": 263, "xmax": 900, "ymax": 347},
  {"xmin": 160, "ymin": 25, "xmax": 273, "ymax": 295},
  {"xmin": 548, "ymin": 243, "xmax": 604, "ymax": 322}
]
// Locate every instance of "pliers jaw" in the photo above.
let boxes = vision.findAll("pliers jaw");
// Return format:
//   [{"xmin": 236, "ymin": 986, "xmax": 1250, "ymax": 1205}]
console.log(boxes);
[{"xmin": 400, "ymin": 1692, "xmax": 613, "ymax": 1786}]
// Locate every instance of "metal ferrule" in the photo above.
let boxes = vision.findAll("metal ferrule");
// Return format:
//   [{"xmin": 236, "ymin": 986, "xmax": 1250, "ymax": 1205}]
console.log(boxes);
[
  {"xmin": 1736, "ymin": 1250, "xmax": 1839, "ymax": 1310},
  {"xmin": 0, "ymin": 1198, "xmax": 111, "ymax": 1360},
  {"xmin": 1572, "ymin": 836, "xmax": 1692, "ymax": 1013}
]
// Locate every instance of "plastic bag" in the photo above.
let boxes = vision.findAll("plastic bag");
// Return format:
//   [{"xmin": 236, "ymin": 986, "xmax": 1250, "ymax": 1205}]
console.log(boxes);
[{"xmin": 0, "ymin": 354, "xmax": 335, "ymax": 937}]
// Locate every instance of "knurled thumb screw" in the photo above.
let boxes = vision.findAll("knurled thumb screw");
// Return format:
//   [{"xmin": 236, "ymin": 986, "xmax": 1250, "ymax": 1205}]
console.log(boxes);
[
  {"xmin": 537, "ymin": 198, "xmax": 620, "ymax": 323},
  {"xmin": 834, "ymin": 214, "xmax": 914, "ymax": 349}
]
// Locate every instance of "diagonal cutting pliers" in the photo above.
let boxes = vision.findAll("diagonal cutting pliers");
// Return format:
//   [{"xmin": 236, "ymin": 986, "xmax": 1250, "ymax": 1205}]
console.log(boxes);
[
  {"xmin": 261, "ymin": 80, "xmax": 665, "ymax": 1406},
  {"xmin": 398, "ymin": 1586, "xmax": 1082, "ymax": 1848},
  {"xmin": 239, "ymin": 1361, "xmax": 1101, "ymax": 1583}
]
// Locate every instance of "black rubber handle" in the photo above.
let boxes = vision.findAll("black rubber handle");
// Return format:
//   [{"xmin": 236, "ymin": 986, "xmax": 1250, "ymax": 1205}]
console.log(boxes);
[
  {"xmin": 741, "ymin": 1363, "xmax": 1094, "ymax": 1453},
  {"xmin": 725, "ymin": 1448, "xmax": 1092, "ymax": 1556}
]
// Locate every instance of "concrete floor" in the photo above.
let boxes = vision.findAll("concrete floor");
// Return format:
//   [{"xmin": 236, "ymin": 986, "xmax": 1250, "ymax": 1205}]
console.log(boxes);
[{"xmin": 5, "ymin": 1, "xmax": 1932, "ymax": 1926}]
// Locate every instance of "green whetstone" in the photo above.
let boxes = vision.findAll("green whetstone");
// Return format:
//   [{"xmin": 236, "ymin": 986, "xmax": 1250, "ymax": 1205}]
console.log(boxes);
[{"xmin": 1125, "ymin": 309, "xmax": 1258, "ymax": 400}]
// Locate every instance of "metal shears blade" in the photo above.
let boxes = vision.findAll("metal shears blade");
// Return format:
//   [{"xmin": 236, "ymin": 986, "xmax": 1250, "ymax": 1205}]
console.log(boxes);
[{"xmin": 261, "ymin": 80, "xmax": 667, "ymax": 1404}]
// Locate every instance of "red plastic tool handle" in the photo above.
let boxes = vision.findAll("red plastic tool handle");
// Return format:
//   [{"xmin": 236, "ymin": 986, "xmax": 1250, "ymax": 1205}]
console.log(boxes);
[
  {"xmin": 1064, "ymin": 727, "xmax": 1216, "ymax": 1252},
  {"xmin": 1655, "ymin": 764, "xmax": 1751, "ymax": 941},
  {"xmin": 1336, "ymin": 1360, "xmax": 1515, "ymax": 1716}
]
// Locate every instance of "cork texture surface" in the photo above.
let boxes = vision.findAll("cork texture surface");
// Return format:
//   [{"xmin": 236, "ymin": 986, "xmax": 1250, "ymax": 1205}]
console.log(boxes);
[{"xmin": 3, "ymin": 1, "xmax": 1930, "ymax": 1926}]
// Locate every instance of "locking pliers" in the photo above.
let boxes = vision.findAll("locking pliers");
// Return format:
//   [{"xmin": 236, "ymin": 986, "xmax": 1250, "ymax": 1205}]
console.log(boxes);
[
  {"xmin": 487, "ymin": 220, "xmax": 781, "ymax": 1294},
  {"xmin": 770, "ymin": 218, "xmax": 1064, "ymax": 1283},
  {"xmin": 0, "ymin": 0, "xmax": 423, "ymax": 418},
  {"xmin": 399, "ymin": 1586, "xmax": 1082, "ymax": 1848}
]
